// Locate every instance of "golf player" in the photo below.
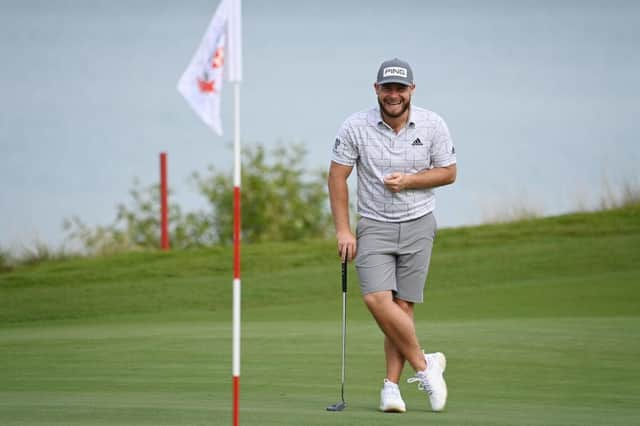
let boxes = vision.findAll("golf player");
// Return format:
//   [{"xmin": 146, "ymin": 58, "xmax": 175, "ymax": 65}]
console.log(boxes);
[{"xmin": 328, "ymin": 58, "xmax": 456, "ymax": 412}]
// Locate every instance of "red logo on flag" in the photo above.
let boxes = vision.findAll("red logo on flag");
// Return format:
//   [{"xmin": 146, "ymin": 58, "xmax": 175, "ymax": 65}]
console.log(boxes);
[
  {"xmin": 198, "ymin": 77, "xmax": 216, "ymax": 93},
  {"xmin": 212, "ymin": 47, "xmax": 225, "ymax": 69},
  {"xmin": 197, "ymin": 47, "xmax": 224, "ymax": 93}
]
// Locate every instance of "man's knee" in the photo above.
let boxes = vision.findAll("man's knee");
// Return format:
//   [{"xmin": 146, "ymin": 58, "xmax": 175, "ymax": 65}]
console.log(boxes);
[
  {"xmin": 393, "ymin": 297, "xmax": 414, "ymax": 316},
  {"xmin": 363, "ymin": 290, "xmax": 393, "ymax": 311}
]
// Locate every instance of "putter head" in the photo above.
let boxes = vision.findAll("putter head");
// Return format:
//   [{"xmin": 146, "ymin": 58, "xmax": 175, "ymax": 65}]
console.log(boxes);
[{"xmin": 326, "ymin": 401, "xmax": 346, "ymax": 411}]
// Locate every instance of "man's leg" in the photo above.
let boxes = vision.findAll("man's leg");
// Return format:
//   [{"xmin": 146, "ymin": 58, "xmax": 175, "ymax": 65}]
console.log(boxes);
[
  {"xmin": 384, "ymin": 298, "xmax": 415, "ymax": 383},
  {"xmin": 363, "ymin": 291, "xmax": 426, "ymax": 373}
]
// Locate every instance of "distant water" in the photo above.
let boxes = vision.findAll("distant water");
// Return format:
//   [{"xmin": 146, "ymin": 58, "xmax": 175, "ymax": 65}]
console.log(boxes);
[{"xmin": 1, "ymin": 0, "xmax": 639, "ymax": 247}]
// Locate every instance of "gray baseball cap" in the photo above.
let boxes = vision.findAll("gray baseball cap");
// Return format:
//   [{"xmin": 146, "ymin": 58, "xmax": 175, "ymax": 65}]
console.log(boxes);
[{"xmin": 376, "ymin": 58, "xmax": 414, "ymax": 86}]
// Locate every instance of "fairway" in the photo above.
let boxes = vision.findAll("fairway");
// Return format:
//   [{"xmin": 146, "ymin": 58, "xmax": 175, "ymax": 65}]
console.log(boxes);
[{"xmin": 1, "ymin": 207, "xmax": 640, "ymax": 425}]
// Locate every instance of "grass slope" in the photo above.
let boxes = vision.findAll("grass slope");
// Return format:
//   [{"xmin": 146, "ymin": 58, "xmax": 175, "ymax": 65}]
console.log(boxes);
[{"xmin": 1, "ymin": 206, "xmax": 639, "ymax": 425}]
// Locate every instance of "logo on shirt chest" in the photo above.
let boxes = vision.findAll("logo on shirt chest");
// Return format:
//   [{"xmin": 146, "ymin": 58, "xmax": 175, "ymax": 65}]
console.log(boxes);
[{"xmin": 411, "ymin": 138, "xmax": 423, "ymax": 146}]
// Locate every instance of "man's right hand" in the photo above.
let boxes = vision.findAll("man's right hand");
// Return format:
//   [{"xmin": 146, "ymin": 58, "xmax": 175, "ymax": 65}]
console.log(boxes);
[{"xmin": 336, "ymin": 230, "xmax": 357, "ymax": 262}]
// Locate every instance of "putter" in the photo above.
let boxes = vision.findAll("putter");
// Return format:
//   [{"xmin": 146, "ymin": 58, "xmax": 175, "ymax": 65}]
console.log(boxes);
[{"xmin": 326, "ymin": 260, "xmax": 348, "ymax": 412}]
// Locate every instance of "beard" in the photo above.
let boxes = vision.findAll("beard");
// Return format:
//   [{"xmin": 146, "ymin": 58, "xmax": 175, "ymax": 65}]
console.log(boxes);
[{"xmin": 378, "ymin": 97, "xmax": 411, "ymax": 119}]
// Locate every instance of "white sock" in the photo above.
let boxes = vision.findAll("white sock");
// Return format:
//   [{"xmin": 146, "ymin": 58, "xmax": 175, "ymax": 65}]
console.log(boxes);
[{"xmin": 384, "ymin": 378, "xmax": 399, "ymax": 387}]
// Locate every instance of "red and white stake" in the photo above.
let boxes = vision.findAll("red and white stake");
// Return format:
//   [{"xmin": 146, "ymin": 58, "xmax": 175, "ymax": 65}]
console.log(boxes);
[
  {"xmin": 231, "ymin": 81, "xmax": 241, "ymax": 426},
  {"xmin": 176, "ymin": 0, "xmax": 242, "ymax": 422},
  {"xmin": 227, "ymin": 1, "xmax": 242, "ymax": 423}
]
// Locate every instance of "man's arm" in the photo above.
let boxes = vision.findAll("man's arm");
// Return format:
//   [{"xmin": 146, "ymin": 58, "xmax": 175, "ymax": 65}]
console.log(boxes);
[
  {"xmin": 383, "ymin": 164, "xmax": 456, "ymax": 193},
  {"xmin": 328, "ymin": 161, "xmax": 356, "ymax": 261}
]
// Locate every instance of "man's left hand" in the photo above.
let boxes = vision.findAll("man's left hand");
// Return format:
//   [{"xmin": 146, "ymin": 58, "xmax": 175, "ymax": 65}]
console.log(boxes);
[{"xmin": 383, "ymin": 172, "xmax": 409, "ymax": 193}]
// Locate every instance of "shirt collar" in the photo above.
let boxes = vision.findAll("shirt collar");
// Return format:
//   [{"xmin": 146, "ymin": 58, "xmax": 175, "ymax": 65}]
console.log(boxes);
[{"xmin": 371, "ymin": 106, "xmax": 416, "ymax": 130}]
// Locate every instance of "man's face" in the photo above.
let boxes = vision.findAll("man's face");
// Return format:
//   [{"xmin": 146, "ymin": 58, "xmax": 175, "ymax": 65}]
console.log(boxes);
[{"xmin": 375, "ymin": 82, "xmax": 415, "ymax": 119}]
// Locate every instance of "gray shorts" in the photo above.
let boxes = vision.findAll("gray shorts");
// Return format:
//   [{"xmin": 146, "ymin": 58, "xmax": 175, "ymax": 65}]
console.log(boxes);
[{"xmin": 355, "ymin": 213, "xmax": 437, "ymax": 303}]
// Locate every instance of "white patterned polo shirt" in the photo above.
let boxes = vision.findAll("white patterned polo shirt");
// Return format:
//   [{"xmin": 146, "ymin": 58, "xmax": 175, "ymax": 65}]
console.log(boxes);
[{"xmin": 331, "ymin": 105, "xmax": 456, "ymax": 222}]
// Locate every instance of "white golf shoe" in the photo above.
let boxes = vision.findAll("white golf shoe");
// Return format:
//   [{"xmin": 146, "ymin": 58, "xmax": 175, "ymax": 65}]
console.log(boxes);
[
  {"xmin": 407, "ymin": 352, "xmax": 448, "ymax": 412},
  {"xmin": 379, "ymin": 379, "xmax": 406, "ymax": 413}
]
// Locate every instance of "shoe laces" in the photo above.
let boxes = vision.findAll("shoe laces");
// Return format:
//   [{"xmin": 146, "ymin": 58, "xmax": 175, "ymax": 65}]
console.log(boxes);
[{"xmin": 408, "ymin": 374, "xmax": 432, "ymax": 395}]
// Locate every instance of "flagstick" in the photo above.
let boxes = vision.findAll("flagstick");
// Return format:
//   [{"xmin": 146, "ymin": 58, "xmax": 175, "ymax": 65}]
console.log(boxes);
[
  {"xmin": 176, "ymin": 0, "xmax": 241, "ymax": 419},
  {"xmin": 232, "ymin": 81, "xmax": 241, "ymax": 426}
]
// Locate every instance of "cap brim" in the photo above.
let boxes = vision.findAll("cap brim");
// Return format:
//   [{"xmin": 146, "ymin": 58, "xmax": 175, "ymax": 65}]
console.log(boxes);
[{"xmin": 376, "ymin": 78, "xmax": 412, "ymax": 86}]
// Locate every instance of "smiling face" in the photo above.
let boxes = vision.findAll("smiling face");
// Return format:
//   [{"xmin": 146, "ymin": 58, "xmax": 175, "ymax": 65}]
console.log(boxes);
[{"xmin": 375, "ymin": 82, "xmax": 415, "ymax": 121}]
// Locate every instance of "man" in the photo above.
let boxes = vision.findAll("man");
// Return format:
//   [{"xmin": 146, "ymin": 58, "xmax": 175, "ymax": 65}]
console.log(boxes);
[{"xmin": 328, "ymin": 58, "xmax": 456, "ymax": 413}]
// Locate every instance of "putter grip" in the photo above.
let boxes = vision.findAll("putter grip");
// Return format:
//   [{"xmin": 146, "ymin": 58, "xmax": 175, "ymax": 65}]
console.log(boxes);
[{"xmin": 341, "ymin": 261, "xmax": 347, "ymax": 292}]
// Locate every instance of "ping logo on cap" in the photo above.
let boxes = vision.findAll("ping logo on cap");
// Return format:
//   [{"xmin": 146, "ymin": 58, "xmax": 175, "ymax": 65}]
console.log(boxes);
[{"xmin": 383, "ymin": 67, "xmax": 408, "ymax": 78}]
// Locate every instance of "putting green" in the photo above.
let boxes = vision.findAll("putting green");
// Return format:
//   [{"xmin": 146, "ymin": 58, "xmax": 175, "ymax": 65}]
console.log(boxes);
[{"xmin": 1, "ymin": 317, "xmax": 639, "ymax": 425}]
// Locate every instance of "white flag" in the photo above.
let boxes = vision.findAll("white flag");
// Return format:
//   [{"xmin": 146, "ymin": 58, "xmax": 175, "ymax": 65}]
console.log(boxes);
[{"xmin": 177, "ymin": 0, "xmax": 242, "ymax": 135}]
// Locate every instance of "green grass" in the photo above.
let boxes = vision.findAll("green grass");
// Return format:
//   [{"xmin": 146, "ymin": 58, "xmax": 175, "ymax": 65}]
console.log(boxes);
[{"xmin": 1, "ymin": 206, "xmax": 640, "ymax": 425}]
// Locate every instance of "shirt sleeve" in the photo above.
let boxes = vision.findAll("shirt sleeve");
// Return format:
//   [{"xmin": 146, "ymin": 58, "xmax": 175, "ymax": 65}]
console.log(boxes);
[
  {"xmin": 331, "ymin": 122, "xmax": 358, "ymax": 166},
  {"xmin": 430, "ymin": 116, "xmax": 456, "ymax": 167}
]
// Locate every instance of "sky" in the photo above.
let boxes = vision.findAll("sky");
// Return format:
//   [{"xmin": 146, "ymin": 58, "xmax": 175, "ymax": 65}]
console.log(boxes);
[{"xmin": 1, "ymin": 0, "xmax": 639, "ymax": 249}]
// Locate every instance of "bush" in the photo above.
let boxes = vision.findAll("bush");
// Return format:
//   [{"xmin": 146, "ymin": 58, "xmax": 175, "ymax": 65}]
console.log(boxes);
[
  {"xmin": 63, "ymin": 179, "xmax": 213, "ymax": 253},
  {"xmin": 64, "ymin": 143, "xmax": 333, "ymax": 252},
  {"xmin": 0, "ymin": 246, "xmax": 13, "ymax": 273},
  {"xmin": 194, "ymin": 143, "xmax": 332, "ymax": 244}
]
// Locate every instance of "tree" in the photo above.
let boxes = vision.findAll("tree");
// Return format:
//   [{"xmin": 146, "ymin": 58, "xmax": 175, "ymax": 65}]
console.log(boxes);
[
  {"xmin": 194, "ymin": 143, "xmax": 332, "ymax": 244},
  {"xmin": 64, "ymin": 142, "xmax": 332, "ymax": 252}
]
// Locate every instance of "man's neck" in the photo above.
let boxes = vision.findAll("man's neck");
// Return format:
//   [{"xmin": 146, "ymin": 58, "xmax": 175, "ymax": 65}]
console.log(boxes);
[{"xmin": 381, "ymin": 109, "xmax": 410, "ymax": 134}]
